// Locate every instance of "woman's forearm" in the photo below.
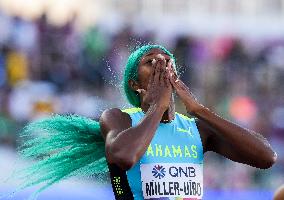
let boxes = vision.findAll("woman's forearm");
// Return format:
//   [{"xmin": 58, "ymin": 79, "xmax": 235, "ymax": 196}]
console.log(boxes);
[
  {"xmin": 193, "ymin": 106, "xmax": 277, "ymax": 168},
  {"xmin": 108, "ymin": 104, "xmax": 165, "ymax": 169}
]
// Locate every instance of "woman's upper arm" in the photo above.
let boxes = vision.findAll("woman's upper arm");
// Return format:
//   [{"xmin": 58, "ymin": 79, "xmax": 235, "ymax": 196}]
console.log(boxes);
[
  {"xmin": 100, "ymin": 108, "xmax": 131, "ymax": 139},
  {"xmin": 99, "ymin": 108, "xmax": 132, "ymax": 161},
  {"xmin": 196, "ymin": 119, "xmax": 213, "ymax": 153}
]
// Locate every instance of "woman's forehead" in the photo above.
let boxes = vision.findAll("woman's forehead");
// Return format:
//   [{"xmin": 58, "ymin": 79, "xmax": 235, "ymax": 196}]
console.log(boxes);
[
  {"xmin": 141, "ymin": 48, "xmax": 170, "ymax": 62},
  {"xmin": 144, "ymin": 48, "xmax": 168, "ymax": 57}
]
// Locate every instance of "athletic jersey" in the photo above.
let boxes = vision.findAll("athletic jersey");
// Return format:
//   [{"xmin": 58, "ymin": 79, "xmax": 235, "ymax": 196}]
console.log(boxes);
[{"xmin": 108, "ymin": 107, "xmax": 204, "ymax": 200}]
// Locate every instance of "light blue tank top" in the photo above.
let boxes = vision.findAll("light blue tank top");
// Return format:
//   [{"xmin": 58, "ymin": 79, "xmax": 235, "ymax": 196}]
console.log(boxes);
[{"xmin": 122, "ymin": 107, "xmax": 204, "ymax": 200}]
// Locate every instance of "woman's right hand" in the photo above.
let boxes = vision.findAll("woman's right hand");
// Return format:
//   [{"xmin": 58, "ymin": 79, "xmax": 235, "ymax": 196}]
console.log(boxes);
[
  {"xmin": 101, "ymin": 56, "xmax": 173, "ymax": 169},
  {"xmin": 140, "ymin": 54, "xmax": 173, "ymax": 111}
]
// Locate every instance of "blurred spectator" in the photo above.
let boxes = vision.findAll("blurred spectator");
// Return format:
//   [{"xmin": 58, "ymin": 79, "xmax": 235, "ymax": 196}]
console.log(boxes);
[{"xmin": 6, "ymin": 49, "xmax": 28, "ymax": 86}]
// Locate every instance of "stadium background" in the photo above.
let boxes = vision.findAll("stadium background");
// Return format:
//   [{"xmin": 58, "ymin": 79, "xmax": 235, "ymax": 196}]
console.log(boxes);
[{"xmin": 0, "ymin": 0, "xmax": 284, "ymax": 199}]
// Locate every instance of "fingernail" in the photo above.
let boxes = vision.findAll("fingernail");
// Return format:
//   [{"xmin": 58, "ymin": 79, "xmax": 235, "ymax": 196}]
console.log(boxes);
[
  {"xmin": 152, "ymin": 59, "xmax": 156, "ymax": 65},
  {"xmin": 175, "ymin": 79, "xmax": 179, "ymax": 83},
  {"xmin": 157, "ymin": 54, "xmax": 164, "ymax": 60},
  {"xmin": 166, "ymin": 67, "xmax": 168, "ymax": 70}
]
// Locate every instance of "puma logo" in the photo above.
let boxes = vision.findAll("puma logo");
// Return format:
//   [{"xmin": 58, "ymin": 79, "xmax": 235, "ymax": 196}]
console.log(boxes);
[{"xmin": 177, "ymin": 127, "xmax": 193, "ymax": 137}]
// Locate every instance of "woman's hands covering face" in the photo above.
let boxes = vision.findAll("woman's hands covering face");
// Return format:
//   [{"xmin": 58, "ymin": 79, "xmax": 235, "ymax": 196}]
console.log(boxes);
[{"xmin": 139, "ymin": 54, "xmax": 173, "ymax": 111}]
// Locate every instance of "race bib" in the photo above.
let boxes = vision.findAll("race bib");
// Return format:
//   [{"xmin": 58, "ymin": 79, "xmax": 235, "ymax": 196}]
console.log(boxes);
[{"xmin": 141, "ymin": 163, "xmax": 203, "ymax": 199}]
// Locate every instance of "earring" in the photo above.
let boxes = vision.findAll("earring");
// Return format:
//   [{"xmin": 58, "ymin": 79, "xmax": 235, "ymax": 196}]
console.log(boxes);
[
  {"xmin": 136, "ymin": 89, "xmax": 146, "ymax": 94},
  {"xmin": 136, "ymin": 89, "xmax": 142, "ymax": 93}
]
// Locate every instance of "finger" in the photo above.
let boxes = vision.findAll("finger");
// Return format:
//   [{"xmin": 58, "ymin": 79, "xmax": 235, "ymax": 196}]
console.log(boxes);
[
  {"xmin": 164, "ymin": 69, "xmax": 170, "ymax": 88},
  {"xmin": 169, "ymin": 73, "xmax": 176, "ymax": 87},
  {"xmin": 156, "ymin": 55, "xmax": 166, "ymax": 83},
  {"xmin": 170, "ymin": 73, "xmax": 180, "ymax": 87},
  {"xmin": 164, "ymin": 61, "xmax": 171, "ymax": 87},
  {"xmin": 154, "ymin": 58, "xmax": 161, "ymax": 84},
  {"xmin": 148, "ymin": 59, "xmax": 156, "ymax": 86},
  {"xmin": 153, "ymin": 54, "xmax": 167, "ymax": 86},
  {"xmin": 163, "ymin": 64, "xmax": 169, "ymax": 87},
  {"xmin": 154, "ymin": 54, "xmax": 164, "ymax": 66},
  {"xmin": 170, "ymin": 59, "xmax": 178, "ymax": 73},
  {"xmin": 152, "ymin": 58, "xmax": 157, "ymax": 65},
  {"xmin": 168, "ymin": 62, "xmax": 178, "ymax": 84},
  {"xmin": 166, "ymin": 59, "xmax": 173, "ymax": 77},
  {"xmin": 156, "ymin": 59, "xmax": 165, "ymax": 86},
  {"xmin": 160, "ymin": 58, "xmax": 167, "ymax": 84},
  {"xmin": 156, "ymin": 53, "xmax": 165, "ymax": 61},
  {"xmin": 169, "ymin": 72, "xmax": 182, "ymax": 91},
  {"xmin": 155, "ymin": 54, "xmax": 166, "ymax": 68},
  {"xmin": 169, "ymin": 59, "xmax": 178, "ymax": 77}
]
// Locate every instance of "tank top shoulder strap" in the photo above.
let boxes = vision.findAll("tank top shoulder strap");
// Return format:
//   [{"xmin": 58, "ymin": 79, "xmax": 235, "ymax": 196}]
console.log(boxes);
[
  {"xmin": 176, "ymin": 112, "xmax": 198, "ymax": 129},
  {"xmin": 175, "ymin": 112, "xmax": 195, "ymax": 121},
  {"xmin": 121, "ymin": 107, "xmax": 144, "ymax": 127}
]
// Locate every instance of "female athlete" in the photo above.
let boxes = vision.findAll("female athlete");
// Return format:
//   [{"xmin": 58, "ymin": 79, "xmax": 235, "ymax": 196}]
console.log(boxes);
[{"xmin": 16, "ymin": 45, "xmax": 277, "ymax": 200}]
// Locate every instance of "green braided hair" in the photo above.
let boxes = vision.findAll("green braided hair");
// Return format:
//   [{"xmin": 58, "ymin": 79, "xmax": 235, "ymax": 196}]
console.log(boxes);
[
  {"xmin": 13, "ymin": 114, "xmax": 107, "ymax": 200},
  {"xmin": 14, "ymin": 45, "xmax": 176, "ymax": 199},
  {"xmin": 123, "ymin": 44, "xmax": 176, "ymax": 107}
]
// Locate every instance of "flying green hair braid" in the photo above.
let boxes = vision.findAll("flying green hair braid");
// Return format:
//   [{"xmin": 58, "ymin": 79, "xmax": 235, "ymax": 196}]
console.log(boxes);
[
  {"xmin": 123, "ymin": 44, "xmax": 176, "ymax": 107},
  {"xmin": 13, "ymin": 114, "xmax": 107, "ymax": 200}
]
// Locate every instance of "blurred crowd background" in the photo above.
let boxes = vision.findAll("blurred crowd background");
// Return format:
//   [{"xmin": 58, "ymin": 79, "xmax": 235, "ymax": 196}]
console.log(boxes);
[{"xmin": 0, "ymin": 0, "xmax": 284, "ymax": 199}]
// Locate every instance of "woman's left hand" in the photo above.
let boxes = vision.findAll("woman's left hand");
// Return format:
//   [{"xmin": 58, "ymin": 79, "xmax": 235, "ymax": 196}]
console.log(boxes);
[{"xmin": 167, "ymin": 60, "xmax": 204, "ymax": 115}]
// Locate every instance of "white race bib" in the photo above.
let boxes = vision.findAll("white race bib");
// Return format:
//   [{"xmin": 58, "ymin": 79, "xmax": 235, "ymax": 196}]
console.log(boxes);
[{"xmin": 141, "ymin": 163, "xmax": 203, "ymax": 199}]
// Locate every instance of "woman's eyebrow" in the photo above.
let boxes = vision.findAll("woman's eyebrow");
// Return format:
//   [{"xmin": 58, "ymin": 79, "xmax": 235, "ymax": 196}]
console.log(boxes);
[
  {"xmin": 146, "ymin": 52, "xmax": 154, "ymax": 56},
  {"xmin": 141, "ymin": 52, "xmax": 170, "ymax": 63},
  {"xmin": 144, "ymin": 52, "xmax": 169, "ymax": 58},
  {"xmin": 141, "ymin": 54, "xmax": 154, "ymax": 62},
  {"xmin": 143, "ymin": 52, "xmax": 155, "ymax": 58}
]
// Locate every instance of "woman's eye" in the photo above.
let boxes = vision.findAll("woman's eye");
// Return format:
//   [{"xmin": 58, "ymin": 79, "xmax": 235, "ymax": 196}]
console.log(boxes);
[{"xmin": 146, "ymin": 59, "xmax": 152, "ymax": 64}]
